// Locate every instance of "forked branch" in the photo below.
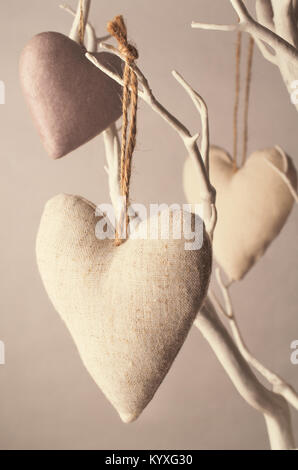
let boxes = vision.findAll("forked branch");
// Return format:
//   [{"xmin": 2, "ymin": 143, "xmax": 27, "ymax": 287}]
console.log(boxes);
[
  {"xmin": 210, "ymin": 268, "xmax": 298, "ymax": 412},
  {"xmin": 196, "ymin": 298, "xmax": 295, "ymax": 450},
  {"xmin": 192, "ymin": 0, "xmax": 298, "ymax": 110},
  {"xmin": 86, "ymin": 45, "xmax": 217, "ymax": 236}
]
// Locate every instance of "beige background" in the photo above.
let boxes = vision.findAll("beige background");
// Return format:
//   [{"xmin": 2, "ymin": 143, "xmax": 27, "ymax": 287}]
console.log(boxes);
[{"xmin": 0, "ymin": 0, "xmax": 297, "ymax": 450}]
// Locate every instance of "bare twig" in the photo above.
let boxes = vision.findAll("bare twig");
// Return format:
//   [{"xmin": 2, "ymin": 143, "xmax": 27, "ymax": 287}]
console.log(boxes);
[
  {"xmin": 256, "ymin": 0, "xmax": 274, "ymax": 31},
  {"xmin": 172, "ymin": 71, "xmax": 210, "ymax": 177},
  {"xmin": 196, "ymin": 298, "xmax": 295, "ymax": 450},
  {"xmin": 192, "ymin": 0, "xmax": 298, "ymax": 110},
  {"xmin": 192, "ymin": 0, "xmax": 298, "ymax": 59},
  {"xmin": 211, "ymin": 268, "xmax": 298, "ymax": 412}
]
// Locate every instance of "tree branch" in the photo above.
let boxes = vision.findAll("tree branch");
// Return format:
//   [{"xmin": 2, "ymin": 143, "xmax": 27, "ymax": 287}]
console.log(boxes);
[
  {"xmin": 172, "ymin": 71, "xmax": 210, "ymax": 177},
  {"xmin": 256, "ymin": 0, "xmax": 274, "ymax": 31},
  {"xmin": 271, "ymin": 0, "xmax": 298, "ymax": 48},
  {"xmin": 192, "ymin": 0, "xmax": 298, "ymax": 59},
  {"xmin": 195, "ymin": 298, "xmax": 295, "ymax": 450},
  {"xmin": 86, "ymin": 45, "xmax": 217, "ymax": 236},
  {"xmin": 192, "ymin": 0, "xmax": 298, "ymax": 110},
  {"xmin": 210, "ymin": 268, "xmax": 298, "ymax": 412}
]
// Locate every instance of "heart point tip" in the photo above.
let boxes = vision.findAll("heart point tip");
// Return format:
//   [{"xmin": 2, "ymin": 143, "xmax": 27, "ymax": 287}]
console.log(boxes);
[{"xmin": 119, "ymin": 412, "xmax": 138, "ymax": 424}]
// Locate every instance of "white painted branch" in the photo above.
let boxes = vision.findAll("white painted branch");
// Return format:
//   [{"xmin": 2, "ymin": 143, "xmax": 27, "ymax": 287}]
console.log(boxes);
[
  {"xmin": 270, "ymin": 0, "xmax": 298, "ymax": 102},
  {"xmin": 172, "ymin": 71, "xmax": 210, "ymax": 178},
  {"xmin": 211, "ymin": 268, "xmax": 298, "ymax": 413},
  {"xmin": 192, "ymin": 22, "xmax": 238, "ymax": 32},
  {"xmin": 271, "ymin": 0, "xmax": 298, "ymax": 48},
  {"xmin": 192, "ymin": 0, "xmax": 298, "ymax": 58},
  {"xmin": 195, "ymin": 298, "xmax": 295, "ymax": 450},
  {"xmin": 192, "ymin": 0, "xmax": 298, "ymax": 111},
  {"xmin": 256, "ymin": 0, "xmax": 274, "ymax": 30},
  {"xmin": 86, "ymin": 46, "xmax": 217, "ymax": 237}
]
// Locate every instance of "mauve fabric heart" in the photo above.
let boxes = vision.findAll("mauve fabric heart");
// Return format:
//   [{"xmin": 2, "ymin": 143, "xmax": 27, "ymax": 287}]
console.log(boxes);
[
  {"xmin": 20, "ymin": 32, "xmax": 123, "ymax": 159},
  {"xmin": 36, "ymin": 194, "xmax": 212, "ymax": 422}
]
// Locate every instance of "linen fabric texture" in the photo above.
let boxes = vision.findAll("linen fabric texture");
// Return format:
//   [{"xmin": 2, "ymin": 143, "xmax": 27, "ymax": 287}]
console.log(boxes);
[
  {"xmin": 183, "ymin": 146, "xmax": 297, "ymax": 281},
  {"xmin": 36, "ymin": 194, "xmax": 212, "ymax": 422}
]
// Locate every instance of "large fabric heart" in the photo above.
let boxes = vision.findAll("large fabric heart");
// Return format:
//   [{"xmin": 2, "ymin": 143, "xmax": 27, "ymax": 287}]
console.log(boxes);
[
  {"xmin": 20, "ymin": 32, "xmax": 123, "ymax": 159},
  {"xmin": 36, "ymin": 194, "xmax": 212, "ymax": 422},
  {"xmin": 184, "ymin": 146, "xmax": 297, "ymax": 281}
]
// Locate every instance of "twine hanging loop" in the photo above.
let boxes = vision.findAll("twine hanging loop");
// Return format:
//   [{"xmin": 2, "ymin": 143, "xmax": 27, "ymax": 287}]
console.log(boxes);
[
  {"xmin": 107, "ymin": 16, "xmax": 139, "ymax": 246},
  {"xmin": 78, "ymin": 0, "xmax": 86, "ymax": 46},
  {"xmin": 233, "ymin": 32, "xmax": 254, "ymax": 171}
]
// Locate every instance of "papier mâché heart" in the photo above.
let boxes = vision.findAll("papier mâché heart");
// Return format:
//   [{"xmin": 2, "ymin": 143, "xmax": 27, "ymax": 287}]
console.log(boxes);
[
  {"xmin": 36, "ymin": 194, "xmax": 212, "ymax": 422},
  {"xmin": 20, "ymin": 32, "xmax": 123, "ymax": 159},
  {"xmin": 183, "ymin": 146, "xmax": 297, "ymax": 281}
]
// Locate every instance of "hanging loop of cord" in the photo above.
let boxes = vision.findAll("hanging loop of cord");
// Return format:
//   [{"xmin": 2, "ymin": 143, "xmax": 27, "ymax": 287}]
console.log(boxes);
[
  {"xmin": 242, "ymin": 36, "xmax": 254, "ymax": 168},
  {"xmin": 107, "ymin": 16, "xmax": 139, "ymax": 246},
  {"xmin": 233, "ymin": 31, "xmax": 242, "ymax": 172},
  {"xmin": 78, "ymin": 0, "xmax": 86, "ymax": 46},
  {"xmin": 233, "ymin": 33, "xmax": 254, "ymax": 171}
]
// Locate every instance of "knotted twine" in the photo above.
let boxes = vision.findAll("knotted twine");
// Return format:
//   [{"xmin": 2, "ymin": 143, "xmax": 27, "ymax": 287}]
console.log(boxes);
[{"xmin": 107, "ymin": 16, "xmax": 139, "ymax": 246}]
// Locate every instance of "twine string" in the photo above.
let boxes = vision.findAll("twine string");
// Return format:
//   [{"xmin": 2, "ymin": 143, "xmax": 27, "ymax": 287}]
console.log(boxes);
[
  {"xmin": 242, "ymin": 36, "xmax": 254, "ymax": 167},
  {"xmin": 107, "ymin": 16, "xmax": 139, "ymax": 246},
  {"xmin": 233, "ymin": 33, "xmax": 254, "ymax": 170},
  {"xmin": 78, "ymin": 0, "xmax": 86, "ymax": 46},
  {"xmin": 233, "ymin": 31, "xmax": 242, "ymax": 172}
]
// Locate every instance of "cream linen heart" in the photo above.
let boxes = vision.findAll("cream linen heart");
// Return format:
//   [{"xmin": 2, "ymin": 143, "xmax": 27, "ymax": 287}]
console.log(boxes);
[
  {"xmin": 184, "ymin": 146, "xmax": 297, "ymax": 281},
  {"xmin": 36, "ymin": 194, "xmax": 212, "ymax": 422}
]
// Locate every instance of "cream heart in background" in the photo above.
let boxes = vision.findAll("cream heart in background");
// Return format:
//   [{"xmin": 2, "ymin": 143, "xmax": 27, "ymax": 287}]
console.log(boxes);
[
  {"xmin": 184, "ymin": 146, "xmax": 297, "ymax": 281},
  {"xmin": 20, "ymin": 32, "xmax": 123, "ymax": 159},
  {"xmin": 36, "ymin": 194, "xmax": 212, "ymax": 422}
]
